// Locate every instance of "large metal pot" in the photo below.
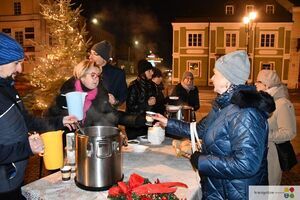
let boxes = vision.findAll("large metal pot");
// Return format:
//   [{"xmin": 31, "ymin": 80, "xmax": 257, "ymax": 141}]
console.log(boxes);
[
  {"xmin": 166, "ymin": 105, "xmax": 195, "ymax": 122},
  {"xmin": 182, "ymin": 105, "xmax": 196, "ymax": 122},
  {"xmin": 75, "ymin": 126, "xmax": 123, "ymax": 191}
]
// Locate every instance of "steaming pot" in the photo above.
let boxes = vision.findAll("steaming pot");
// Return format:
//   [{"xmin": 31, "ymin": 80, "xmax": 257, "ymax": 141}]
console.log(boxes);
[{"xmin": 75, "ymin": 126, "xmax": 123, "ymax": 191}]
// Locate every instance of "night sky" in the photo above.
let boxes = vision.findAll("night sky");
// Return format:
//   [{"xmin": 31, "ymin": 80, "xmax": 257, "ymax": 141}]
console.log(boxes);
[
  {"xmin": 70, "ymin": 0, "xmax": 208, "ymax": 67},
  {"xmin": 70, "ymin": 0, "xmax": 245, "ymax": 66}
]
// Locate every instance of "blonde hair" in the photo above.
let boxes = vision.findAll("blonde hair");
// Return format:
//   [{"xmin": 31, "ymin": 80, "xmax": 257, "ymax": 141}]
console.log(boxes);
[{"xmin": 73, "ymin": 60, "xmax": 100, "ymax": 79}]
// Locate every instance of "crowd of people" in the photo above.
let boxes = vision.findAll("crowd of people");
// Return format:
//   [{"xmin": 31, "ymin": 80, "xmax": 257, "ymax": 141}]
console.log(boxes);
[{"xmin": 0, "ymin": 31, "xmax": 298, "ymax": 200}]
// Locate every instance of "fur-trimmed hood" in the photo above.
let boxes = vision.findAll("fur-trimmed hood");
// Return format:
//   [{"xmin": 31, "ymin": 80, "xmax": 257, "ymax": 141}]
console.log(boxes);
[{"xmin": 231, "ymin": 89, "xmax": 276, "ymax": 115}]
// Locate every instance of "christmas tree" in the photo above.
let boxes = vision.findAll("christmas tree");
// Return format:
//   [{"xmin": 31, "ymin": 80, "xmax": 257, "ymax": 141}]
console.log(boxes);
[{"xmin": 24, "ymin": 0, "xmax": 90, "ymax": 111}]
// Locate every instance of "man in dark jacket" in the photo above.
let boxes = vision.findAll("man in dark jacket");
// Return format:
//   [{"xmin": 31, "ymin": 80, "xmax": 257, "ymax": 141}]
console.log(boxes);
[
  {"xmin": 0, "ymin": 32, "xmax": 77, "ymax": 199},
  {"xmin": 125, "ymin": 59, "xmax": 156, "ymax": 139},
  {"xmin": 89, "ymin": 40, "xmax": 127, "ymax": 107}
]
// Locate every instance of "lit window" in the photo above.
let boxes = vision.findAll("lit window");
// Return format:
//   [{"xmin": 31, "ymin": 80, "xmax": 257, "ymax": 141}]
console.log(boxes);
[
  {"xmin": 188, "ymin": 33, "xmax": 202, "ymax": 47},
  {"xmin": 260, "ymin": 33, "xmax": 275, "ymax": 47},
  {"xmin": 246, "ymin": 5, "xmax": 255, "ymax": 14},
  {"xmin": 187, "ymin": 61, "xmax": 201, "ymax": 77},
  {"xmin": 14, "ymin": 2, "xmax": 21, "ymax": 15},
  {"xmin": 226, "ymin": 33, "xmax": 237, "ymax": 47},
  {"xmin": 266, "ymin": 5, "xmax": 274, "ymax": 14},
  {"xmin": 225, "ymin": 5, "xmax": 234, "ymax": 15},
  {"xmin": 15, "ymin": 31, "xmax": 23, "ymax": 45}
]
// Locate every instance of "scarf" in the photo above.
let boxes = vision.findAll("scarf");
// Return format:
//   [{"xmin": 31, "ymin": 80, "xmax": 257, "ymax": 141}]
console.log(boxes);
[
  {"xmin": 181, "ymin": 81, "xmax": 194, "ymax": 92},
  {"xmin": 74, "ymin": 79, "xmax": 98, "ymax": 121}
]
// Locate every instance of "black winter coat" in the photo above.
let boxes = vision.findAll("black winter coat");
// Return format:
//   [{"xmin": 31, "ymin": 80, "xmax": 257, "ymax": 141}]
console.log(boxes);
[
  {"xmin": 126, "ymin": 77, "xmax": 156, "ymax": 114},
  {"xmin": 0, "ymin": 78, "xmax": 64, "ymax": 193},
  {"xmin": 171, "ymin": 83, "xmax": 200, "ymax": 111}
]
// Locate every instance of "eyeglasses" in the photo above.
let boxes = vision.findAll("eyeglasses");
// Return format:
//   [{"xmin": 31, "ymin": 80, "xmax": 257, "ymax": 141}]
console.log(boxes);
[{"xmin": 86, "ymin": 72, "xmax": 101, "ymax": 79}]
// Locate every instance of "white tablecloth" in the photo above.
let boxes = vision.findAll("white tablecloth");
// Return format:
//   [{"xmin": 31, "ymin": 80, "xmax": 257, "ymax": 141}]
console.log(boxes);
[{"xmin": 22, "ymin": 138, "xmax": 202, "ymax": 199}]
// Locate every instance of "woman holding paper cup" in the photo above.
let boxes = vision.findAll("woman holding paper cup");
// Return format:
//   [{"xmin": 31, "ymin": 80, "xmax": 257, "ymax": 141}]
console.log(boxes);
[
  {"xmin": 0, "ymin": 33, "xmax": 77, "ymax": 199},
  {"xmin": 152, "ymin": 50, "xmax": 276, "ymax": 199}
]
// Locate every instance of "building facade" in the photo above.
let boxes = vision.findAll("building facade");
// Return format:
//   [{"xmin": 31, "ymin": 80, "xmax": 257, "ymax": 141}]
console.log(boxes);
[
  {"xmin": 0, "ymin": 0, "xmax": 47, "ymax": 73},
  {"xmin": 172, "ymin": 0, "xmax": 298, "ymax": 88}
]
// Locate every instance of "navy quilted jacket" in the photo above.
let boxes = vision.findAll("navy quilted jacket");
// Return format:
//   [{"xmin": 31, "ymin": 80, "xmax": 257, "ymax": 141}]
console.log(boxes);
[{"xmin": 167, "ymin": 85, "xmax": 275, "ymax": 200}]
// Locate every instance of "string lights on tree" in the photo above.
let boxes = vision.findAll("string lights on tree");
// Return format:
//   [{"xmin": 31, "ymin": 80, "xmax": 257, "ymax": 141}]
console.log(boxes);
[{"xmin": 25, "ymin": 0, "xmax": 91, "ymax": 110}]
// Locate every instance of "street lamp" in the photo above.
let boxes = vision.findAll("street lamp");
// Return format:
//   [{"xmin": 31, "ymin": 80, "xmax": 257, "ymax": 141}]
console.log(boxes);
[
  {"xmin": 91, "ymin": 18, "xmax": 98, "ymax": 25},
  {"xmin": 128, "ymin": 40, "xmax": 140, "ymax": 62},
  {"xmin": 243, "ymin": 11, "xmax": 257, "ymax": 83},
  {"xmin": 243, "ymin": 11, "xmax": 257, "ymax": 54}
]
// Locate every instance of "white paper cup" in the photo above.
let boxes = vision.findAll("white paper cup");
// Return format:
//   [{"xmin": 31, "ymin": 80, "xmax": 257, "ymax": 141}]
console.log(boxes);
[{"xmin": 60, "ymin": 166, "xmax": 71, "ymax": 181}]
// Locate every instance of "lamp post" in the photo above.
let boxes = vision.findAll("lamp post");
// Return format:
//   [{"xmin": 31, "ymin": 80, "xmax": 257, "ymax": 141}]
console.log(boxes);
[
  {"xmin": 243, "ymin": 11, "xmax": 257, "ymax": 54},
  {"xmin": 243, "ymin": 11, "xmax": 257, "ymax": 83},
  {"xmin": 128, "ymin": 40, "xmax": 139, "ymax": 62}
]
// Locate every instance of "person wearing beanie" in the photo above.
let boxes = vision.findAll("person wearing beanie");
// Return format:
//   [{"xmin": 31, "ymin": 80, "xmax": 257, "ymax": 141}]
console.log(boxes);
[
  {"xmin": 89, "ymin": 40, "xmax": 127, "ymax": 107},
  {"xmin": 0, "ymin": 32, "xmax": 77, "ymax": 199},
  {"xmin": 256, "ymin": 69, "xmax": 297, "ymax": 185},
  {"xmin": 151, "ymin": 67, "xmax": 166, "ymax": 115},
  {"xmin": 170, "ymin": 71, "xmax": 200, "ymax": 112},
  {"xmin": 152, "ymin": 50, "xmax": 275, "ymax": 199},
  {"xmin": 125, "ymin": 59, "xmax": 156, "ymax": 139}
]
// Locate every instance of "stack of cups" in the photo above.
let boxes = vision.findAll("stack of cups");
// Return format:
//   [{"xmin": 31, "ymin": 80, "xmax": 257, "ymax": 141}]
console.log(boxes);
[{"xmin": 66, "ymin": 133, "xmax": 76, "ymax": 172}]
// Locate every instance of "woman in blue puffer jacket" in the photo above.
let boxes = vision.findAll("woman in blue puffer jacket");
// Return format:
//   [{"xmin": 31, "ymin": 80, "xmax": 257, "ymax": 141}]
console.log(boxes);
[{"xmin": 153, "ymin": 50, "xmax": 275, "ymax": 200}]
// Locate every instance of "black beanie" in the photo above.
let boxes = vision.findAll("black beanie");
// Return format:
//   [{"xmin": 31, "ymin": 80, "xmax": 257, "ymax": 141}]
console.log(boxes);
[
  {"xmin": 91, "ymin": 40, "xmax": 112, "ymax": 61},
  {"xmin": 137, "ymin": 59, "xmax": 153, "ymax": 75},
  {"xmin": 152, "ymin": 67, "xmax": 162, "ymax": 78}
]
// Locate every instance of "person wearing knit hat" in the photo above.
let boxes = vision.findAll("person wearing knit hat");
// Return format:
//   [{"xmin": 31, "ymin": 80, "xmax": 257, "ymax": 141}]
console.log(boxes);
[
  {"xmin": 90, "ymin": 40, "xmax": 112, "ymax": 63},
  {"xmin": 256, "ymin": 69, "xmax": 297, "ymax": 185},
  {"xmin": 137, "ymin": 59, "xmax": 154, "ymax": 75},
  {"xmin": 170, "ymin": 70, "xmax": 200, "ymax": 112},
  {"xmin": 256, "ymin": 69, "xmax": 281, "ymax": 89},
  {"xmin": 0, "ymin": 32, "xmax": 24, "ymax": 66},
  {"xmin": 152, "ymin": 50, "xmax": 275, "ymax": 199},
  {"xmin": 0, "ymin": 33, "xmax": 77, "ymax": 199},
  {"xmin": 215, "ymin": 50, "xmax": 250, "ymax": 85},
  {"xmin": 89, "ymin": 40, "xmax": 127, "ymax": 107},
  {"xmin": 125, "ymin": 59, "xmax": 156, "ymax": 139}
]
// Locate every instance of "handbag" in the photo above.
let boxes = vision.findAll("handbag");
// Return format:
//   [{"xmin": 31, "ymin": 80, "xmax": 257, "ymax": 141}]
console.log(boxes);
[{"xmin": 275, "ymin": 141, "xmax": 298, "ymax": 171}]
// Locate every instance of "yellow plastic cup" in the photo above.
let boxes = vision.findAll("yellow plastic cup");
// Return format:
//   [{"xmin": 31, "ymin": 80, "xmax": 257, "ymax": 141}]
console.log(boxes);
[{"xmin": 40, "ymin": 130, "xmax": 64, "ymax": 170}]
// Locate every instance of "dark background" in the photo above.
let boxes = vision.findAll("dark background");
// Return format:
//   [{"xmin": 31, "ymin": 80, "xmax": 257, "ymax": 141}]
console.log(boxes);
[{"xmin": 71, "ymin": 0, "xmax": 213, "ymax": 67}]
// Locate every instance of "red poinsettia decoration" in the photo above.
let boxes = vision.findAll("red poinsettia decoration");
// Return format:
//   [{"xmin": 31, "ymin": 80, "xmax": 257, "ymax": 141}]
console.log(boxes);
[{"xmin": 107, "ymin": 173, "xmax": 188, "ymax": 200}]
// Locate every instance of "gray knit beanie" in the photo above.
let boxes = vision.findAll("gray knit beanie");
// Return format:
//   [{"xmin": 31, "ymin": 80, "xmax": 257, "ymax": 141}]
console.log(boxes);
[
  {"xmin": 215, "ymin": 50, "xmax": 250, "ymax": 85},
  {"xmin": 91, "ymin": 40, "xmax": 112, "ymax": 61},
  {"xmin": 256, "ymin": 69, "xmax": 281, "ymax": 88}
]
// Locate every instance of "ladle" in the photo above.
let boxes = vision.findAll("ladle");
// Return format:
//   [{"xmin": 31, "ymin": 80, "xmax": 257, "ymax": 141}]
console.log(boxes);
[{"xmin": 75, "ymin": 121, "xmax": 85, "ymax": 135}]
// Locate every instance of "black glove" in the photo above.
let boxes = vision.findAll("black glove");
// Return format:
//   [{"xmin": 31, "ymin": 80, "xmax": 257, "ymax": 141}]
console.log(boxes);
[{"xmin": 190, "ymin": 151, "xmax": 202, "ymax": 169}]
